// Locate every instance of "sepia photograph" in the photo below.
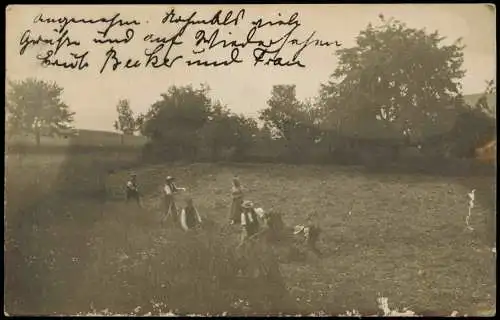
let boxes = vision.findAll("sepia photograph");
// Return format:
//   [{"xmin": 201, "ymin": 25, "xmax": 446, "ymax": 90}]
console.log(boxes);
[{"xmin": 4, "ymin": 4, "xmax": 496, "ymax": 316}]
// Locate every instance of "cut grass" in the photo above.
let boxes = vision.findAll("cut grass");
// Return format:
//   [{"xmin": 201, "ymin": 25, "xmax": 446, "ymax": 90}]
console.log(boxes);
[{"xmin": 5, "ymin": 160, "xmax": 496, "ymax": 316}]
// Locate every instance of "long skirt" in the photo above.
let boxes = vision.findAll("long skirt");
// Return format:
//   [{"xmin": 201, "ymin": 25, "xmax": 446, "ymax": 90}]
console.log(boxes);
[{"xmin": 229, "ymin": 197, "xmax": 243, "ymax": 223}]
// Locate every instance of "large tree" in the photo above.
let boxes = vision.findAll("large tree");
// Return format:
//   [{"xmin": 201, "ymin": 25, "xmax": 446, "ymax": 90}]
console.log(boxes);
[
  {"xmin": 199, "ymin": 102, "xmax": 235, "ymax": 160},
  {"xmin": 6, "ymin": 78, "xmax": 75, "ymax": 146},
  {"xmin": 319, "ymin": 15, "xmax": 466, "ymax": 143},
  {"xmin": 141, "ymin": 84, "xmax": 212, "ymax": 160},
  {"xmin": 231, "ymin": 114, "xmax": 259, "ymax": 159},
  {"xmin": 113, "ymin": 99, "xmax": 137, "ymax": 145},
  {"xmin": 259, "ymin": 85, "xmax": 319, "ymax": 142},
  {"xmin": 200, "ymin": 103, "xmax": 259, "ymax": 160},
  {"xmin": 259, "ymin": 85, "xmax": 321, "ymax": 161}
]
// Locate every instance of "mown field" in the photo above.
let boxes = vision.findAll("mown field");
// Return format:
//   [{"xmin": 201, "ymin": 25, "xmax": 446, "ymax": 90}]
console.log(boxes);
[{"xmin": 4, "ymin": 153, "xmax": 496, "ymax": 316}]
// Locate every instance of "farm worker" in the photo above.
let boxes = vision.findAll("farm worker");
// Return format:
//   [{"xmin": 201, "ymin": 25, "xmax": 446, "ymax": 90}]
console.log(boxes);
[
  {"xmin": 240, "ymin": 200, "xmax": 260, "ymax": 243},
  {"xmin": 305, "ymin": 223, "xmax": 322, "ymax": 257},
  {"xmin": 263, "ymin": 210, "xmax": 285, "ymax": 242},
  {"xmin": 180, "ymin": 197, "xmax": 203, "ymax": 231},
  {"xmin": 293, "ymin": 221, "xmax": 322, "ymax": 257},
  {"xmin": 229, "ymin": 176, "xmax": 244, "ymax": 225},
  {"xmin": 125, "ymin": 173, "xmax": 141, "ymax": 206},
  {"xmin": 162, "ymin": 176, "xmax": 186, "ymax": 224}
]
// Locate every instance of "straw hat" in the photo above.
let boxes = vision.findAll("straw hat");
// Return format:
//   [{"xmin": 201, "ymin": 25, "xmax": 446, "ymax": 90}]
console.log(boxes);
[
  {"xmin": 293, "ymin": 225, "xmax": 305, "ymax": 235},
  {"xmin": 166, "ymin": 176, "xmax": 174, "ymax": 181},
  {"xmin": 242, "ymin": 200, "xmax": 254, "ymax": 209}
]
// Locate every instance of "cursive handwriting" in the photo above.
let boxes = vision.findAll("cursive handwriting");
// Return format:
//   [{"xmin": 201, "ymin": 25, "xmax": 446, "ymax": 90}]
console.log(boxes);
[
  {"xmin": 19, "ymin": 9, "xmax": 342, "ymax": 72},
  {"xmin": 251, "ymin": 12, "xmax": 301, "ymax": 28},
  {"xmin": 93, "ymin": 28, "xmax": 135, "ymax": 44},
  {"xmin": 194, "ymin": 29, "xmax": 246, "ymax": 53},
  {"xmin": 144, "ymin": 43, "xmax": 183, "ymax": 68},
  {"xmin": 34, "ymin": 13, "xmax": 140, "ymax": 36},
  {"xmin": 162, "ymin": 8, "xmax": 245, "ymax": 30},
  {"xmin": 186, "ymin": 48, "xmax": 242, "ymax": 67},
  {"xmin": 99, "ymin": 47, "xmax": 141, "ymax": 73},
  {"xmin": 36, "ymin": 50, "xmax": 90, "ymax": 70},
  {"xmin": 19, "ymin": 29, "xmax": 80, "ymax": 55}
]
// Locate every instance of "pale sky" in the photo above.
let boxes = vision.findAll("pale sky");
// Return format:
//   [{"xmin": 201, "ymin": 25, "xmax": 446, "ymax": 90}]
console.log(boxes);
[{"xmin": 5, "ymin": 4, "xmax": 496, "ymax": 131}]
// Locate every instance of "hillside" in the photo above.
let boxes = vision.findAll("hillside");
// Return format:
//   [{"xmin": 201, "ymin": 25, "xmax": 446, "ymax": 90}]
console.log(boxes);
[{"xmin": 6, "ymin": 129, "xmax": 149, "ymax": 149}]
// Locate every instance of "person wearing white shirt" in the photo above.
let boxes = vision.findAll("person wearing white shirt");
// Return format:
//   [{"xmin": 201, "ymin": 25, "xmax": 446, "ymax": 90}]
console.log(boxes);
[
  {"xmin": 162, "ymin": 176, "xmax": 186, "ymax": 224},
  {"xmin": 180, "ymin": 198, "xmax": 202, "ymax": 231}
]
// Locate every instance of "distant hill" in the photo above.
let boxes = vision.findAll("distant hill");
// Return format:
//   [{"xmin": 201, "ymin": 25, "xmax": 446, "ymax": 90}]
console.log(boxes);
[
  {"xmin": 463, "ymin": 93, "xmax": 496, "ymax": 118},
  {"xmin": 74, "ymin": 129, "xmax": 149, "ymax": 147},
  {"xmin": 6, "ymin": 129, "xmax": 149, "ymax": 149}
]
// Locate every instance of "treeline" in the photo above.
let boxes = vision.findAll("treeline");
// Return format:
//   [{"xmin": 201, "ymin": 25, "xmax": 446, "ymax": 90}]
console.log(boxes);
[
  {"xmin": 136, "ymin": 83, "xmax": 494, "ymax": 170},
  {"xmin": 5, "ymin": 15, "xmax": 495, "ymax": 170},
  {"xmin": 125, "ymin": 16, "xmax": 497, "ymax": 168}
]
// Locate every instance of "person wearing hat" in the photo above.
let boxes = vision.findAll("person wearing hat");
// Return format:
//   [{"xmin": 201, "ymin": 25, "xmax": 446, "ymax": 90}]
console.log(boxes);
[
  {"xmin": 228, "ymin": 176, "xmax": 244, "ymax": 225},
  {"xmin": 125, "ymin": 173, "xmax": 141, "ymax": 206},
  {"xmin": 293, "ymin": 217, "xmax": 322, "ymax": 257},
  {"xmin": 162, "ymin": 176, "xmax": 186, "ymax": 224},
  {"xmin": 240, "ymin": 200, "xmax": 260, "ymax": 243},
  {"xmin": 180, "ymin": 197, "xmax": 203, "ymax": 231}
]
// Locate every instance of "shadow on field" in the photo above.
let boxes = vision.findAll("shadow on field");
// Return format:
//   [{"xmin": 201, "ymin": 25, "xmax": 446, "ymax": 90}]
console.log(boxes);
[{"xmin": 4, "ymin": 146, "xmax": 141, "ymax": 315}]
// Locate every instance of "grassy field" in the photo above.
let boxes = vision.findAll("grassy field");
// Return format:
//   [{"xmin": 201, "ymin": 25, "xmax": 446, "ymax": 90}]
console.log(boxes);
[{"xmin": 4, "ymin": 156, "xmax": 496, "ymax": 316}]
